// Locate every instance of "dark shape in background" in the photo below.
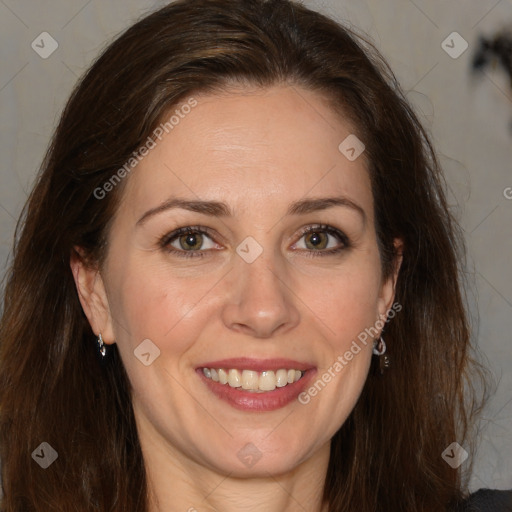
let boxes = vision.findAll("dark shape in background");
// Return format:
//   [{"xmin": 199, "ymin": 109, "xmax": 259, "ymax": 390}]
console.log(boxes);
[
  {"xmin": 472, "ymin": 25, "xmax": 512, "ymax": 132},
  {"xmin": 473, "ymin": 26, "xmax": 512, "ymax": 85}
]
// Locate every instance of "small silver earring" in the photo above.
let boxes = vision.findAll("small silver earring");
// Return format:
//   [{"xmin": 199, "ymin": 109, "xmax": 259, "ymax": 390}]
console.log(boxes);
[
  {"xmin": 373, "ymin": 336, "xmax": 386, "ymax": 356},
  {"xmin": 97, "ymin": 333, "xmax": 107, "ymax": 358},
  {"xmin": 373, "ymin": 336, "xmax": 390, "ymax": 374}
]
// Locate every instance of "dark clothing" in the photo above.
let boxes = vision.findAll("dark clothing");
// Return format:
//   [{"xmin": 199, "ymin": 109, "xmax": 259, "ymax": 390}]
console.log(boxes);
[{"xmin": 456, "ymin": 489, "xmax": 512, "ymax": 511}]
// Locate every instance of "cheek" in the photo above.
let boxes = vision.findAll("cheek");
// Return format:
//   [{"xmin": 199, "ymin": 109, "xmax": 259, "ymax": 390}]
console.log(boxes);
[
  {"xmin": 301, "ymin": 261, "xmax": 383, "ymax": 346},
  {"xmin": 106, "ymin": 238, "xmax": 384, "ymax": 363},
  {"xmin": 107, "ymin": 259, "xmax": 215, "ymax": 356}
]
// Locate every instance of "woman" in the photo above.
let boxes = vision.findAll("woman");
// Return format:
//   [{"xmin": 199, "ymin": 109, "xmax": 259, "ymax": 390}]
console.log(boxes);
[{"xmin": 0, "ymin": 0, "xmax": 510, "ymax": 510}]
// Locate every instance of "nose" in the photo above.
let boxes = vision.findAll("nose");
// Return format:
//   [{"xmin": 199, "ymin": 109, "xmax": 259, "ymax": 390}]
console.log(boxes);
[{"xmin": 220, "ymin": 249, "xmax": 300, "ymax": 339}]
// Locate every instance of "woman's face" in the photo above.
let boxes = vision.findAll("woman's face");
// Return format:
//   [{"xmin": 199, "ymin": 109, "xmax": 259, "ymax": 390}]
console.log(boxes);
[{"xmin": 75, "ymin": 85, "xmax": 399, "ymax": 477}]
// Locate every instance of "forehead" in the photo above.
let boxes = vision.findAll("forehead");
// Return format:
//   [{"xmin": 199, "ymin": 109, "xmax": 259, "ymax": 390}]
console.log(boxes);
[{"xmin": 119, "ymin": 85, "xmax": 373, "ymax": 221}]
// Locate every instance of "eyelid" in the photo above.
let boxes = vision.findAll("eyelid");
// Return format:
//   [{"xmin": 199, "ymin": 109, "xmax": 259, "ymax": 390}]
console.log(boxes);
[
  {"xmin": 293, "ymin": 224, "xmax": 350, "ymax": 248},
  {"xmin": 160, "ymin": 223, "xmax": 350, "ymax": 258},
  {"xmin": 159, "ymin": 225, "xmax": 221, "ymax": 254}
]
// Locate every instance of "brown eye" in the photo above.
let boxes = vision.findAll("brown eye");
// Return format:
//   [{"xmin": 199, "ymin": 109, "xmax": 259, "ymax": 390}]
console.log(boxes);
[
  {"xmin": 293, "ymin": 224, "xmax": 350, "ymax": 257},
  {"xmin": 304, "ymin": 231, "xmax": 329, "ymax": 250},
  {"xmin": 177, "ymin": 232, "xmax": 204, "ymax": 251},
  {"xmin": 161, "ymin": 226, "xmax": 219, "ymax": 258}
]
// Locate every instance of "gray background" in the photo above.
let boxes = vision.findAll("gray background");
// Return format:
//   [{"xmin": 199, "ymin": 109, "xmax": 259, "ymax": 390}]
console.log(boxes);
[{"xmin": 0, "ymin": 0, "xmax": 511, "ymax": 491}]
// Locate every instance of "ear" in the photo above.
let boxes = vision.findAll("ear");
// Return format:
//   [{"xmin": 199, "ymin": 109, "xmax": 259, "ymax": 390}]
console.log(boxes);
[
  {"xmin": 70, "ymin": 247, "xmax": 116, "ymax": 344},
  {"xmin": 377, "ymin": 238, "xmax": 403, "ymax": 320}
]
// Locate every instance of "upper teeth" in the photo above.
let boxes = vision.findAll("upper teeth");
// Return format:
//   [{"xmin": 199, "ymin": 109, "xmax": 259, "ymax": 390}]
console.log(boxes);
[{"xmin": 202, "ymin": 368, "xmax": 303, "ymax": 392}]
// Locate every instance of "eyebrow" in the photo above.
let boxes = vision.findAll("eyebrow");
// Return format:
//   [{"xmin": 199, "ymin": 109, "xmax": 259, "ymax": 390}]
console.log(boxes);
[{"xmin": 136, "ymin": 195, "xmax": 366, "ymax": 226}]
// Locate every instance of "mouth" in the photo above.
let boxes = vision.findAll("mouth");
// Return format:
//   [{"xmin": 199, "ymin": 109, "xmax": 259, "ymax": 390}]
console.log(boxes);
[
  {"xmin": 201, "ymin": 367, "xmax": 304, "ymax": 392},
  {"xmin": 196, "ymin": 358, "xmax": 316, "ymax": 411}
]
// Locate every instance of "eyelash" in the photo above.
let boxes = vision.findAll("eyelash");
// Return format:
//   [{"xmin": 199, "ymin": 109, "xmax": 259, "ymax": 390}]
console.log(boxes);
[{"xmin": 159, "ymin": 224, "xmax": 350, "ymax": 259}]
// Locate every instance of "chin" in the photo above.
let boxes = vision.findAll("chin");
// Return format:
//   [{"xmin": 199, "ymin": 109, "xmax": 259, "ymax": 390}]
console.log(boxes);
[
  {"xmin": 223, "ymin": 455, "xmax": 304, "ymax": 478},
  {"xmin": 201, "ymin": 439, "xmax": 317, "ymax": 478}
]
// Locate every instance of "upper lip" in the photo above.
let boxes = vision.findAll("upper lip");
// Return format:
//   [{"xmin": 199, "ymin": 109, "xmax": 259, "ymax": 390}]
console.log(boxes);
[{"xmin": 196, "ymin": 357, "xmax": 314, "ymax": 372}]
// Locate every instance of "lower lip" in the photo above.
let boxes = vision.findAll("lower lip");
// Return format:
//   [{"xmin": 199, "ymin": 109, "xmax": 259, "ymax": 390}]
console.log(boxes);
[{"xmin": 197, "ymin": 369, "xmax": 316, "ymax": 412}]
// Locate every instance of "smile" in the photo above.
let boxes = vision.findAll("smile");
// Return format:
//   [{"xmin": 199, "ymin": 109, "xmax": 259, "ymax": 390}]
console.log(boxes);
[
  {"xmin": 202, "ymin": 367, "xmax": 303, "ymax": 392},
  {"xmin": 196, "ymin": 358, "xmax": 315, "ymax": 411}
]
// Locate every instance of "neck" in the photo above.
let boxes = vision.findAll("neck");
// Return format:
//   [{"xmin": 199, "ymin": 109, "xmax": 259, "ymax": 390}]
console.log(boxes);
[{"xmin": 141, "ymin": 426, "xmax": 331, "ymax": 512}]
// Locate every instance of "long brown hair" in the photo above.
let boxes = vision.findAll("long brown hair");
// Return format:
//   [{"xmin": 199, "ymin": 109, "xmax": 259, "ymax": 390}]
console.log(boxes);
[{"xmin": 0, "ymin": 1, "xmax": 489, "ymax": 510}]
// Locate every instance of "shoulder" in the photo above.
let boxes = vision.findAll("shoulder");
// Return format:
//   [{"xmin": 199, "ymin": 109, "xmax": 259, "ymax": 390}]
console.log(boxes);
[{"xmin": 455, "ymin": 489, "xmax": 512, "ymax": 511}]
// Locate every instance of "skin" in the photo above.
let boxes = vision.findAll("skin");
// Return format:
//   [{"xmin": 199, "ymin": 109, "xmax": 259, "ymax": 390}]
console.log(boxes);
[{"xmin": 71, "ymin": 85, "xmax": 402, "ymax": 512}]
